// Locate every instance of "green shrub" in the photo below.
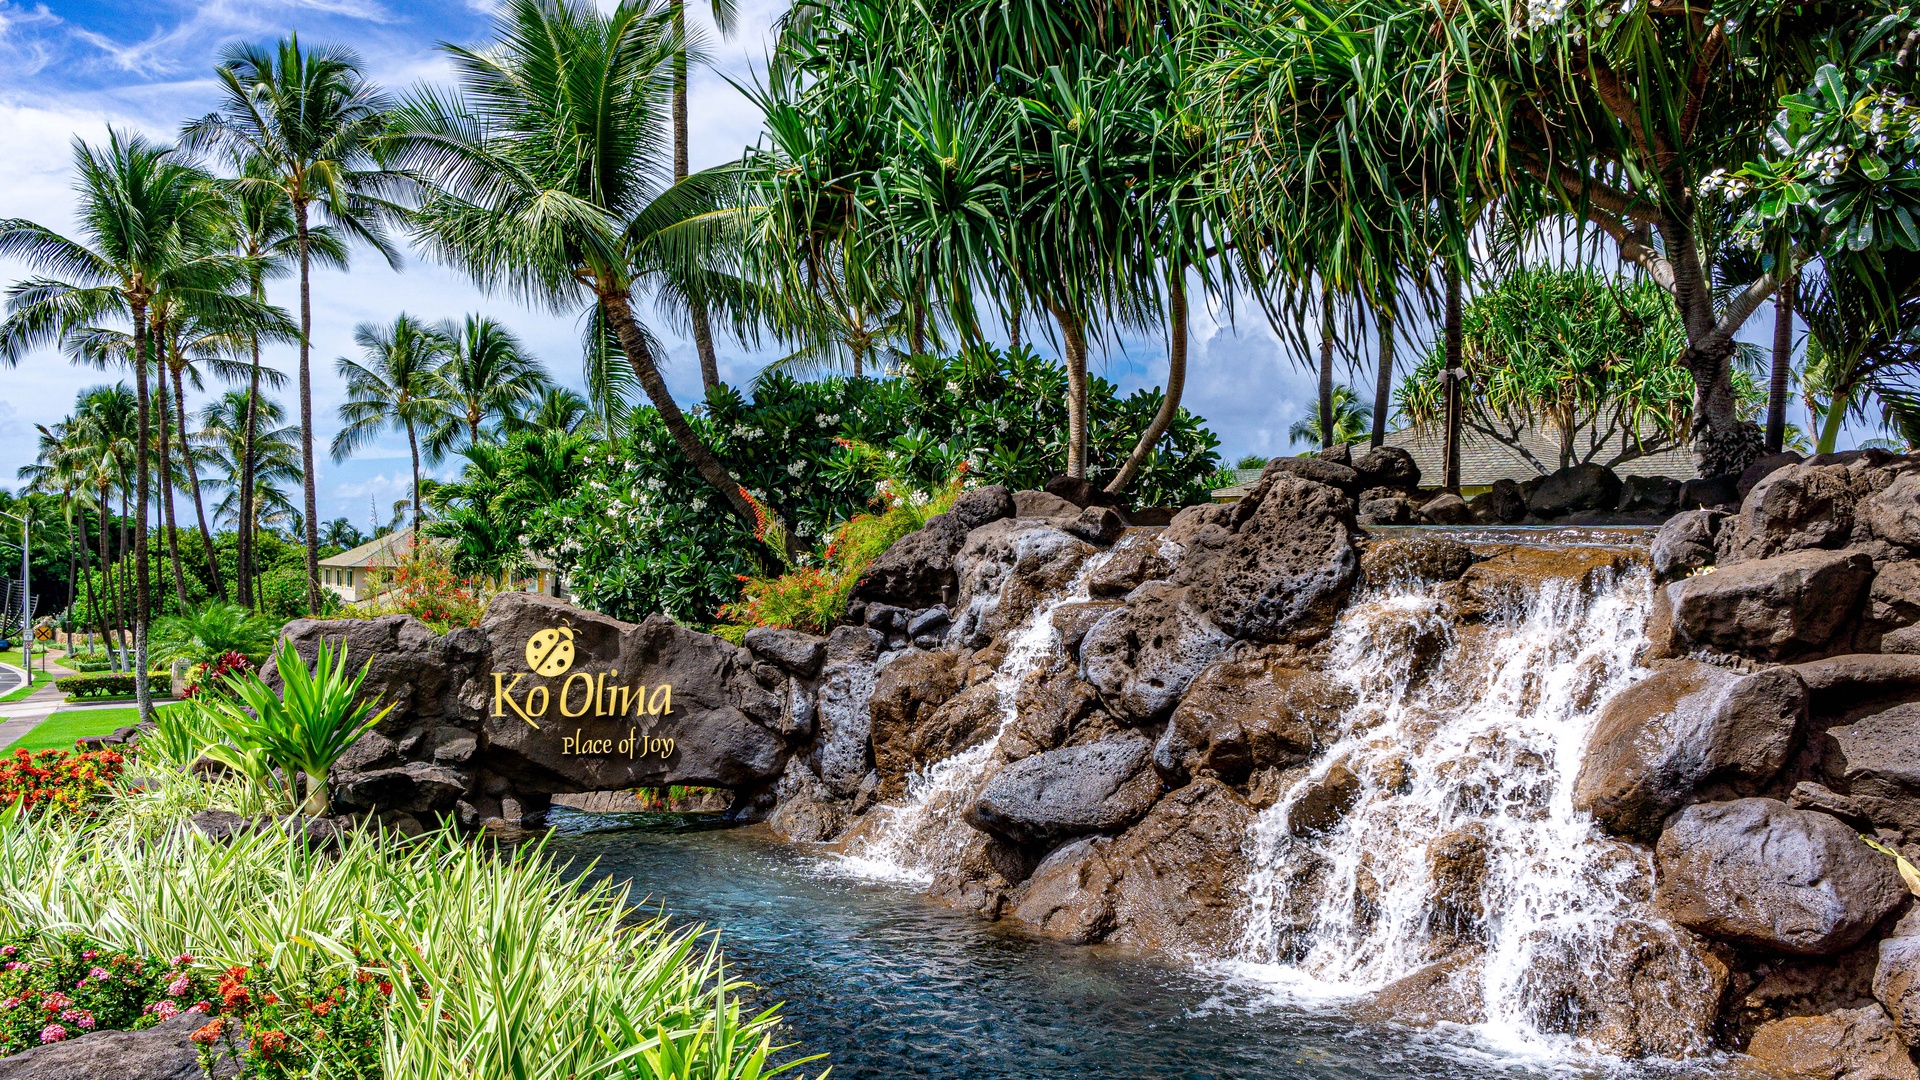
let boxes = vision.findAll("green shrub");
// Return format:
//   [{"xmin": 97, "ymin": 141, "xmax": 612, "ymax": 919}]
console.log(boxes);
[
  {"xmin": 199, "ymin": 641, "xmax": 394, "ymax": 815},
  {"xmin": 55, "ymin": 672, "xmax": 143, "ymax": 699},
  {"xmin": 0, "ymin": 933, "xmax": 216, "ymax": 1054},
  {"xmin": 463, "ymin": 344, "xmax": 1220, "ymax": 625},
  {"xmin": 149, "ymin": 603, "xmax": 279, "ymax": 668}
]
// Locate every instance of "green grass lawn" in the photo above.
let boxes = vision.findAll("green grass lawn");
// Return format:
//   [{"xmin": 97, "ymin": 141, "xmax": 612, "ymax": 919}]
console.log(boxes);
[
  {"xmin": 0, "ymin": 646, "xmax": 63, "ymax": 703},
  {"xmin": 4, "ymin": 703, "xmax": 183, "ymax": 752}
]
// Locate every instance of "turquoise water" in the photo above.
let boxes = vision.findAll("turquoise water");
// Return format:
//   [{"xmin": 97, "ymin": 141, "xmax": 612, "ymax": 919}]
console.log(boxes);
[{"xmin": 546, "ymin": 809, "xmax": 1741, "ymax": 1080}]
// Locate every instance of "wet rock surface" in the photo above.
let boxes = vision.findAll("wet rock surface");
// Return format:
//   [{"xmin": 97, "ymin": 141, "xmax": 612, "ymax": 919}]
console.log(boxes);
[{"xmin": 966, "ymin": 737, "xmax": 1161, "ymax": 847}]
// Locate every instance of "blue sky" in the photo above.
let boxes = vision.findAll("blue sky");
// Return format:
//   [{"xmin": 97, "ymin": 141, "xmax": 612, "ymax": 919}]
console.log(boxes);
[{"xmin": 0, "ymin": 0, "xmax": 1810, "ymax": 532}]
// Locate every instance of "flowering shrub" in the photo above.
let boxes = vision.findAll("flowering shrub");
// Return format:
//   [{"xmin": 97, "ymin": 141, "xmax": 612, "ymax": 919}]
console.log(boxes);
[
  {"xmin": 0, "ymin": 746, "xmax": 125, "ymax": 816},
  {"xmin": 192, "ymin": 963, "xmax": 397, "ymax": 1080},
  {"xmin": 0, "ymin": 935, "xmax": 215, "ymax": 1055},
  {"xmin": 463, "ymin": 344, "xmax": 1219, "ymax": 624},
  {"xmin": 182, "ymin": 652, "xmax": 256, "ymax": 699},
  {"xmin": 361, "ymin": 545, "xmax": 491, "ymax": 631}
]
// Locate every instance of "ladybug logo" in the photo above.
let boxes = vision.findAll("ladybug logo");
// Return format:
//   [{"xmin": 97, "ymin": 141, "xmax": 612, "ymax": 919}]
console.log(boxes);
[{"xmin": 525, "ymin": 627, "xmax": 575, "ymax": 676}]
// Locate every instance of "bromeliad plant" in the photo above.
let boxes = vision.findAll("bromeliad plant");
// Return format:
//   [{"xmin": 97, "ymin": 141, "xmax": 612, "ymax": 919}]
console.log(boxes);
[{"xmin": 199, "ymin": 641, "xmax": 393, "ymax": 815}]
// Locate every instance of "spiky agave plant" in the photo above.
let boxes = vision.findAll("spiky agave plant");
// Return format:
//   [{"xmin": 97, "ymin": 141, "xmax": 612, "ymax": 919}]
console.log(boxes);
[{"xmin": 204, "ymin": 640, "xmax": 393, "ymax": 814}]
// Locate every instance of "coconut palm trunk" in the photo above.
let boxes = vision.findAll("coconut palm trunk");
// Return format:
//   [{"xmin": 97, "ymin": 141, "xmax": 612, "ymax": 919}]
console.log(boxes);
[
  {"xmin": 153, "ymin": 354, "xmax": 190, "ymax": 609},
  {"xmin": 672, "ymin": 0, "xmax": 722, "ymax": 394},
  {"xmin": 1107, "ymin": 270, "xmax": 1187, "ymax": 494},
  {"xmin": 1442, "ymin": 260, "xmax": 1464, "ymax": 492},
  {"xmin": 1766, "ymin": 275, "xmax": 1796, "ymax": 455},
  {"xmin": 77, "ymin": 503, "xmax": 105, "ymax": 659},
  {"xmin": 1372, "ymin": 299, "xmax": 1395, "ymax": 449},
  {"xmin": 173, "ymin": 364, "xmax": 226, "ymax": 601},
  {"xmin": 131, "ymin": 301, "xmax": 154, "ymax": 724},
  {"xmin": 295, "ymin": 201, "xmax": 321, "ymax": 614},
  {"xmin": 239, "ymin": 343, "xmax": 260, "ymax": 607}
]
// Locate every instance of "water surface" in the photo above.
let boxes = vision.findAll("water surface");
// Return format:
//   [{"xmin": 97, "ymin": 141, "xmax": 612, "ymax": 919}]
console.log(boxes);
[{"xmin": 546, "ymin": 809, "xmax": 1744, "ymax": 1080}]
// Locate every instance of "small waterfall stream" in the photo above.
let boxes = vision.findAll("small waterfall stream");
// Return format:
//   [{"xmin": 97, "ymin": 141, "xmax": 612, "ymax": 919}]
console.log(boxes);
[
  {"xmin": 1230, "ymin": 560, "xmax": 1667, "ymax": 1055},
  {"xmin": 837, "ymin": 553, "xmax": 1113, "ymax": 882}
]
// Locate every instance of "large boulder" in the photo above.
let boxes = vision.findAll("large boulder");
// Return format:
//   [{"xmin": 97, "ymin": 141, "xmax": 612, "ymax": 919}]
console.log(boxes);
[
  {"xmin": 275, "ymin": 613, "xmax": 487, "ymax": 734},
  {"xmin": 1008, "ymin": 778, "xmax": 1253, "ymax": 954},
  {"xmin": 966, "ymin": 736, "xmax": 1161, "ymax": 846},
  {"xmin": 867, "ymin": 649, "xmax": 964, "ymax": 799},
  {"xmin": 334, "ymin": 760, "xmax": 471, "ymax": 814},
  {"xmin": 1352, "ymin": 445, "xmax": 1420, "ymax": 491},
  {"xmin": 1078, "ymin": 582, "xmax": 1232, "ymax": 723},
  {"xmin": 1528, "ymin": 463, "xmax": 1624, "ymax": 517},
  {"xmin": 950, "ymin": 519, "xmax": 1095, "ymax": 648},
  {"xmin": 1519, "ymin": 919, "xmax": 1730, "ymax": 1058},
  {"xmin": 1573, "ymin": 660, "xmax": 1808, "ymax": 841},
  {"xmin": 1746, "ymin": 1005, "xmax": 1920, "ymax": 1080},
  {"xmin": 852, "ymin": 485, "xmax": 1015, "ymax": 608},
  {"xmin": 1722, "ymin": 463, "xmax": 1868, "ymax": 561},
  {"xmin": 766, "ymin": 758, "xmax": 847, "ymax": 843},
  {"xmin": 813, "ymin": 625, "xmax": 885, "ymax": 796},
  {"xmin": 1655, "ymin": 799, "xmax": 1908, "ymax": 955},
  {"xmin": 1175, "ymin": 472, "xmax": 1360, "ymax": 645},
  {"xmin": 742, "ymin": 627, "xmax": 826, "ymax": 678},
  {"xmin": 1825, "ymin": 703, "xmax": 1920, "ymax": 837},
  {"xmin": 471, "ymin": 593, "xmax": 789, "ymax": 794},
  {"xmin": 1360, "ymin": 535, "xmax": 1475, "ymax": 588},
  {"xmin": 1454, "ymin": 545, "xmax": 1638, "ymax": 621},
  {"xmin": 1468, "ymin": 478, "xmax": 1529, "ymax": 525},
  {"xmin": 0, "ymin": 1010, "xmax": 232, "ymax": 1080},
  {"xmin": 1670, "ymin": 548, "xmax": 1873, "ymax": 660},
  {"xmin": 1876, "ymin": 935, "xmax": 1920, "ymax": 1047},
  {"xmin": 1087, "ymin": 531, "xmax": 1173, "ymax": 598},
  {"xmin": 1649, "ymin": 509, "xmax": 1724, "ymax": 580},
  {"xmin": 1153, "ymin": 655, "xmax": 1351, "ymax": 785},
  {"xmin": 1261, "ymin": 455, "xmax": 1361, "ymax": 493},
  {"xmin": 1863, "ymin": 470, "xmax": 1920, "ymax": 551}
]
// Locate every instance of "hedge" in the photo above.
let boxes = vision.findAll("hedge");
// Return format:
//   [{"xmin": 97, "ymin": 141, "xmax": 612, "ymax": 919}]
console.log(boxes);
[{"xmin": 52, "ymin": 672, "xmax": 167, "ymax": 699}]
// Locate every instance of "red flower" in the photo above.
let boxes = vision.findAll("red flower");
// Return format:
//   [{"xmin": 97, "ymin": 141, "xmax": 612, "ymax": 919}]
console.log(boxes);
[{"xmin": 189, "ymin": 1018, "xmax": 224, "ymax": 1045}]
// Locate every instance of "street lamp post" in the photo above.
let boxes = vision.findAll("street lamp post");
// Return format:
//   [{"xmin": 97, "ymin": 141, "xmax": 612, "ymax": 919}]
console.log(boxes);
[{"xmin": 0, "ymin": 509, "xmax": 26, "ymax": 677}]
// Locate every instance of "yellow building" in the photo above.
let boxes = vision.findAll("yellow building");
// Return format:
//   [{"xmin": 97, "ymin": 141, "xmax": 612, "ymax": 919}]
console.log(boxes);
[{"xmin": 319, "ymin": 527, "xmax": 566, "ymax": 606}]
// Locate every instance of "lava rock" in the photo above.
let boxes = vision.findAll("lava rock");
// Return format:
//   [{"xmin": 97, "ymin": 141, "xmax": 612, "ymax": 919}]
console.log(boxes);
[
  {"xmin": 1670, "ymin": 548, "xmax": 1873, "ymax": 660},
  {"xmin": 1722, "ymin": 463, "xmax": 1867, "ymax": 561},
  {"xmin": 1649, "ymin": 509, "xmax": 1724, "ymax": 580},
  {"xmin": 1088, "ymin": 532, "xmax": 1172, "ymax": 598},
  {"xmin": 1868, "ymin": 562, "xmax": 1920, "ymax": 632},
  {"xmin": 867, "ymin": 650, "xmax": 964, "ymax": 799},
  {"xmin": 1519, "ymin": 919, "xmax": 1730, "ymax": 1057},
  {"xmin": 743, "ymin": 627, "xmax": 827, "ymax": 678},
  {"xmin": 1066, "ymin": 505, "xmax": 1127, "ymax": 545},
  {"xmin": 333, "ymin": 761, "xmax": 471, "ymax": 814},
  {"xmin": 1048, "ymin": 600, "xmax": 1121, "ymax": 660},
  {"xmin": 1044, "ymin": 475, "xmax": 1120, "ymax": 508},
  {"xmin": 1000, "ymin": 665, "xmax": 1112, "ymax": 762},
  {"xmin": 1352, "ymin": 445, "xmax": 1421, "ymax": 491},
  {"xmin": 1677, "ymin": 473, "xmax": 1741, "ymax": 511},
  {"xmin": 1876, "ymin": 936, "xmax": 1920, "ymax": 1047},
  {"xmin": 1288, "ymin": 762, "xmax": 1362, "ymax": 835},
  {"xmin": 1528, "ymin": 463, "xmax": 1623, "ymax": 517},
  {"xmin": 1468, "ymin": 478, "xmax": 1529, "ymax": 525},
  {"xmin": 1008, "ymin": 837, "xmax": 1115, "ymax": 944},
  {"xmin": 950, "ymin": 519, "xmax": 1096, "ymax": 648},
  {"xmin": 275, "ymin": 613, "xmax": 487, "ymax": 735},
  {"xmin": 1153, "ymin": 656, "xmax": 1350, "ymax": 785},
  {"xmin": 1361, "ymin": 535, "xmax": 1476, "ymax": 587},
  {"xmin": 1654, "ymin": 798, "xmax": 1908, "ymax": 955},
  {"xmin": 814, "ymin": 625, "xmax": 885, "ymax": 796},
  {"xmin": 1825, "ymin": 703, "xmax": 1920, "ymax": 837},
  {"xmin": 1353, "ymin": 952, "xmax": 1487, "ymax": 1027},
  {"xmin": 1738, "ymin": 451, "xmax": 1805, "ymax": 498},
  {"xmin": 1357, "ymin": 496, "xmax": 1413, "ymax": 526},
  {"xmin": 1012, "ymin": 489, "xmax": 1083, "ymax": 523},
  {"xmin": 906, "ymin": 605, "xmax": 950, "ymax": 638},
  {"xmin": 1619, "ymin": 474, "xmax": 1682, "ymax": 515},
  {"xmin": 864, "ymin": 602, "xmax": 908, "ymax": 632},
  {"xmin": 1425, "ymin": 825, "xmax": 1491, "ymax": 947},
  {"xmin": 1454, "ymin": 545, "xmax": 1637, "ymax": 621},
  {"xmin": 1746, "ymin": 1005, "xmax": 1919, "ymax": 1080},
  {"xmin": 1079, "ymin": 582, "xmax": 1231, "ymax": 723},
  {"xmin": 189, "ymin": 808, "xmax": 262, "ymax": 842},
  {"xmin": 767, "ymin": 758, "xmax": 847, "ymax": 843},
  {"xmin": 1261, "ymin": 455, "xmax": 1361, "ymax": 493},
  {"xmin": 1417, "ymin": 493, "xmax": 1474, "ymax": 525},
  {"xmin": 1176, "ymin": 472, "xmax": 1361, "ymax": 645},
  {"xmin": 1573, "ymin": 660, "xmax": 1808, "ymax": 841},
  {"xmin": 0, "ymin": 1010, "xmax": 235, "ymax": 1080},
  {"xmin": 1160, "ymin": 501, "xmax": 1235, "ymax": 548},
  {"xmin": 853, "ymin": 485, "xmax": 1015, "ymax": 607},
  {"xmin": 966, "ymin": 737, "xmax": 1162, "ymax": 846},
  {"xmin": 1863, "ymin": 470, "xmax": 1920, "ymax": 551}
]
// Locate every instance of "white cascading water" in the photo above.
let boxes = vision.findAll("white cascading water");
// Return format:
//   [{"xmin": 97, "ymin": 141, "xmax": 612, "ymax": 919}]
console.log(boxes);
[
  {"xmin": 1230, "ymin": 558, "xmax": 1662, "ymax": 1056},
  {"xmin": 837, "ymin": 553, "xmax": 1113, "ymax": 883}
]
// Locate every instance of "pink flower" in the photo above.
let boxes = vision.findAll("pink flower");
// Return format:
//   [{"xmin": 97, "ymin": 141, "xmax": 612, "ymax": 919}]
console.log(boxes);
[
  {"xmin": 4, "ymin": 962, "xmax": 23, "ymax": 971},
  {"xmin": 173, "ymin": 954, "xmax": 192, "ymax": 967},
  {"xmin": 88, "ymin": 967, "xmax": 109, "ymax": 981},
  {"xmin": 59, "ymin": 1008, "xmax": 94, "ymax": 1030},
  {"xmin": 188, "ymin": 1001, "xmax": 210, "ymax": 1014},
  {"xmin": 80, "ymin": 951, "xmax": 96, "ymax": 961},
  {"xmin": 148, "ymin": 1001, "xmax": 180, "ymax": 1021},
  {"xmin": 0, "ymin": 996, "xmax": 18, "ymax": 1010},
  {"xmin": 1, "ymin": 946, "xmax": 15, "ymax": 958},
  {"xmin": 166, "ymin": 973, "xmax": 190, "ymax": 997},
  {"xmin": 40, "ymin": 992, "xmax": 69, "ymax": 1012},
  {"xmin": 38, "ymin": 1025, "xmax": 65, "ymax": 1044}
]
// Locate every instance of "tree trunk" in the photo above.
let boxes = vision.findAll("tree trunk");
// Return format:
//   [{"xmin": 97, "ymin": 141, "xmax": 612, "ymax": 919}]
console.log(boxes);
[
  {"xmin": 671, "ymin": 0, "xmax": 722, "ymax": 395},
  {"xmin": 296, "ymin": 201, "xmax": 322, "ymax": 614},
  {"xmin": 115, "ymin": 488, "xmax": 131, "ymax": 669},
  {"xmin": 239, "ymin": 334, "xmax": 261, "ymax": 607},
  {"xmin": 64, "ymin": 501, "xmax": 76, "ymax": 613},
  {"xmin": 1050, "ymin": 302, "xmax": 1090, "ymax": 479},
  {"xmin": 78, "ymin": 503, "xmax": 105, "ymax": 662},
  {"xmin": 599, "ymin": 289, "xmax": 795, "ymax": 559},
  {"xmin": 1443, "ymin": 261, "xmax": 1463, "ymax": 492},
  {"xmin": 131, "ymin": 299, "xmax": 153, "ymax": 725},
  {"xmin": 1817, "ymin": 381, "xmax": 1851, "ymax": 454},
  {"xmin": 1318, "ymin": 286, "xmax": 1336, "ymax": 449},
  {"xmin": 175, "ymin": 364, "xmax": 225, "ymax": 602},
  {"xmin": 1371, "ymin": 298, "xmax": 1395, "ymax": 449},
  {"xmin": 154, "ymin": 358, "xmax": 189, "ymax": 610},
  {"xmin": 1007, "ymin": 291, "xmax": 1022, "ymax": 349},
  {"xmin": 1106, "ymin": 270, "xmax": 1187, "ymax": 494},
  {"xmin": 1766, "ymin": 274, "xmax": 1797, "ymax": 455},
  {"xmin": 100, "ymin": 488, "xmax": 123, "ymax": 669},
  {"xmin": 407, "ymin": 421, "xmax": 423, "ymax": 532}
]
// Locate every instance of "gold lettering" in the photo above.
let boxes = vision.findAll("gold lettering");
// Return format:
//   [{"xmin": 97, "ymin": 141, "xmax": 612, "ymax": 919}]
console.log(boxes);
[
  {"xmin": 610, "ymin": 684, "xmax": 638, "ymax": 717},
  {"xmin": 524, "ymin": 685, "xmax": 549, "ymax": 718},
  {"xmin": 560, "ymin": 672, "xmax": 595, "ymax": 718},
  {"xmin": 647, "ymin": 684, "xmax": 672, "ymax": 717},
  {"xmin": 595, "ymin": 671, "xmax": 610, "ymax": 716},
  {"xmin": 492, "ymin": 673, "xmax": 540, "ymax": 729}
]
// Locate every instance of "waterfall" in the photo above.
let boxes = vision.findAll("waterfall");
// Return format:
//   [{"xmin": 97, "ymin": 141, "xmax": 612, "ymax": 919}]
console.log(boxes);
[
  {"xmin": 836, "ymin": 554, "xmax": 1111, "ymax": 883},
  {"xmin": 1230, "ymin": 559, "xmax": 1663, "ymax": 1056}
]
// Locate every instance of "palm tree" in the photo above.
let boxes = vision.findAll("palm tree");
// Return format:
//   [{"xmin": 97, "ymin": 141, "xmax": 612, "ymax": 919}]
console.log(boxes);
[
  {"xmin": 670, "ymin": 0, "xmax": 736, "ymax": 393},
  {"xmin": 18, "ymin": 419, "xmax": 87, "ymax": 618},
  {"xmin": 222, "ymin": 162, "xmax": 349, "ymax": 607},
  {"xmin": 68, "ymin": 385, "xmax": 139, "ymax": 669},
  {"xmin": 182, "ymin": 35, "xmax": 404, "ymax": 615},
  {"xmin": 391, "ymin": 0, "xmax": 788, "ymax": 555},
  {"xmin": 0, "ymin": 131, "xmax": 238, "ymax": 721},
  {"xmin": 510, "ymin": 386, "xmax": 594, "ymax": 437},
  {"xmin": 1288, "ymin": 384, "xmax": 1373, "ymax": 449},
  {"xmin": 426, "ymin": 314, "xmax": 549, "ymax": 458},
  {"xmin": 198, "ymin": 388, "xmax": 300, "ymax": 592},
  {"xmin": 331, "ymin": 315, "xmax": 452, "ymax": 532}
]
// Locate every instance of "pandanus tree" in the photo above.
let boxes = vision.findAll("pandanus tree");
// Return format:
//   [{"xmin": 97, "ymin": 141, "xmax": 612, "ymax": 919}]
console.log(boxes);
[
  {"xmin": 183, "ymin": 35, "xmax": 405, "ymax": 615},
  {"xmin": 389, "ymin": 0, "xmax": 790, "ymax": 554},
  {"xmin": 0, "ymin": 131, "xmax": 247, "ymax": 721},
  {"xmin": 332, "ymin": 314, "xmax": 453, "ymax": 532}
]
